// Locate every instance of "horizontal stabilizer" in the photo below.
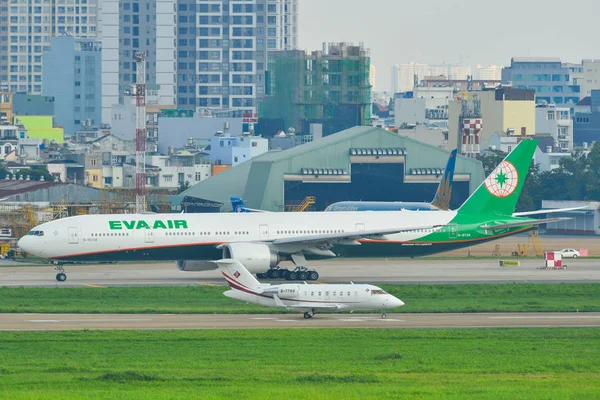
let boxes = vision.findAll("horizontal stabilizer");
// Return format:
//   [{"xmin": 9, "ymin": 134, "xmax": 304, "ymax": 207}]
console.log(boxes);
[
  {"xmin": 480, "ymin": 217, "xmax": 571, "ymax": 231},
  {"xmin": 513, "ymin": 206, "xmax": 590, "ymax": 217}
]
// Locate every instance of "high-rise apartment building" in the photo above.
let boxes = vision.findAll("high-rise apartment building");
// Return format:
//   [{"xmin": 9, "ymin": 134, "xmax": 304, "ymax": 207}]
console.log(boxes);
[
  {"xmin": 43, "ymin": 36, "xmax": 102, "ymax": 135},
  {"xmin": 100, "ymin": 0, "xmax": 176, "ymax": 124},
  {"xmin": 502, "ymin": 58, "xmax": 580, "ymax": 105},
  {"xmin": 176, "ymin": 0, "xmax": 298, "ymax": 118},
  {"xmin": 0, "ymin": 0, "xmax": 99, "ymax": 94}
]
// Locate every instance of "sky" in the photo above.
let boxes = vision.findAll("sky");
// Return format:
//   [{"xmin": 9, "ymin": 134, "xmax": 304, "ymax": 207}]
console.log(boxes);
[{"xmin": 298, "ymin": 0, "xmax": 600, "ymax": 91}]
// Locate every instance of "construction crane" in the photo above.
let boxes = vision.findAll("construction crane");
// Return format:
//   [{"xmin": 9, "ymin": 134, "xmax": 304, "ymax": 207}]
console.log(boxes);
[{"xmin": 134, "ymin": 51, "xmax": 147, "ymax": 214}]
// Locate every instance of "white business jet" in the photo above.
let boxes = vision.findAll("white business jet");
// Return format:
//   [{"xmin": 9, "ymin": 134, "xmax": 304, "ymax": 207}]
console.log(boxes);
[{"xmin": 217, "ymin": 258, "xmax": 404, "ymax": 319}]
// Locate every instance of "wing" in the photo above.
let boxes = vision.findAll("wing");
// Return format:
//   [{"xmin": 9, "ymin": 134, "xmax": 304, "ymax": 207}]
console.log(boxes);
[
  {"xmin": 513, "ymin": 206, "xmax": 589, "ymax": 217},
  {"xmin": 480, "ymin": 217, "xmax": 571, "ymax": 231},
  {"xmin": 287, "ymin": 305, "xmax": 339, "ymax": 310},
  {"xmin": 271, "ymin": 224, "xmax": 442, "ymax": 246}
]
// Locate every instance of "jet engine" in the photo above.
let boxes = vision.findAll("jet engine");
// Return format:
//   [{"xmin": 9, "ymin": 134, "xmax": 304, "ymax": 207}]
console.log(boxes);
[
  {"xmin": 176, "ymin": 260, "xmax": 218, "ymax": 272},
  {"xmin": 221, "ymin": 242, "xmax": 280, "ymax": 273}
]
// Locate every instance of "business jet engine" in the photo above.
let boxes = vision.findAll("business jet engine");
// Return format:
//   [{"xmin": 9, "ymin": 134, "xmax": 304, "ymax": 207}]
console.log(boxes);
[
  {"xmin": 176, "ymin": 260, "xmax": 218, "ymax": 272},
  {"xmin": 221, "ymin": 242, "xmax": 280, "ymax": 273}
]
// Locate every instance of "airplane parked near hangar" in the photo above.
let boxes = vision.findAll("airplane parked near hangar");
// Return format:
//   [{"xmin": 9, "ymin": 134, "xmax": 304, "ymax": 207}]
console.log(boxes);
[
  {"xmin": 232, "ymin": 149, "xmax": 458, "ymax": 213},
  {"xmin": 18, "ymin": 140, "xmax": 572, "ymax": 282},
  {"xmin": 326, "ymin": 149, "xmax": 458, "ymax": 212},
  {"xmin": 217, "ymin": 258, "xmax": 404, "ymax": 319}
]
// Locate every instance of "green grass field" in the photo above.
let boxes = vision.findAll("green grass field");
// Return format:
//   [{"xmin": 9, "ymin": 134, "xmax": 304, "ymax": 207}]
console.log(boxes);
[
  {"xmin": 0, "ymin": 283, "xmax": 599, "ymax": 314},
  {"xmin": 0, "ymin": 329, "xmax": 599, "ymax": 399}
]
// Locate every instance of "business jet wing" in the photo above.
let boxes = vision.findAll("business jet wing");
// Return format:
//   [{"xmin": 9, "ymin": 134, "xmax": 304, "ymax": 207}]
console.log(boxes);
[
  {"xmin": 480, "ymin": 217, "xmax": 571, "ymax": 231},
  {"xmin": 272, "ymin": 224, "xmax": 441, "ymax": 246},
  {"xmin": 270, "ymin": 294, "xmax": 339, "ymax": 310},
  {"xmin": 287, "ymin": 304, "xmax": 339, "ymax": 310},
  {"xmin": 513, "ymin": 206, "xmax": 589, "ymax": 217}
]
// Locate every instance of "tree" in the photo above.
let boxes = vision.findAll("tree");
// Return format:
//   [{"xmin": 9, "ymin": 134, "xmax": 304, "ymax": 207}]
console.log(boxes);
[{"xmin": 178, "ymin": 181, "xmax": 191, "ymax": 194}]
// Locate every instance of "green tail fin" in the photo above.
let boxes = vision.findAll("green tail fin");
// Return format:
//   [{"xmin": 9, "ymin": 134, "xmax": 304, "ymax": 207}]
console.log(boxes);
[{"xmin": 458, "ymin": 140, "xmax": 537, "ymax": 216}]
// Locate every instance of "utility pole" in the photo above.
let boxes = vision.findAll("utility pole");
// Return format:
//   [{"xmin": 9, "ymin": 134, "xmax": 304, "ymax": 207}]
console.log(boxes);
[{"xmin": 134, "ymin": 52, "xmax": 147, "ymax": 214}]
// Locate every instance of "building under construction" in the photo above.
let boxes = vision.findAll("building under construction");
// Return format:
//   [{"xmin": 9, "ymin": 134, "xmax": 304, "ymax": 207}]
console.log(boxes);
[{"xmin": 259, "ymin": 42, "xmax": 372, "ymax": 137}]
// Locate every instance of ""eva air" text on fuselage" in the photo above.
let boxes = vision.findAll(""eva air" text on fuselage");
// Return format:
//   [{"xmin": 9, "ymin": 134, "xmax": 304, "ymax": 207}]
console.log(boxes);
[{"xmin": 108, "ymin": 220, "xmax": 188, "ymax": 230}]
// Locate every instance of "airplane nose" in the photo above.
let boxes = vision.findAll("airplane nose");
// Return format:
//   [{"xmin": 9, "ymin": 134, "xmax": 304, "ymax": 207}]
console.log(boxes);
[
  {"xmin": 17, "ymin": 236, "xmax": 34, "ymax": 254},
  {"xmin": 17, "ymin": 236, "xmax": 27, "ymax": 251},
  {"xmin": 390, "ymin": 296, "xmax": 404, "ymax": 308}
]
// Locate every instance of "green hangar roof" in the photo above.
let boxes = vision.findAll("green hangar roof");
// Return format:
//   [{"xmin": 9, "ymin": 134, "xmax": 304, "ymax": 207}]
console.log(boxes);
[{"xmin": 180, "ymin": 126, "xmax": 485, "ymax": 211}]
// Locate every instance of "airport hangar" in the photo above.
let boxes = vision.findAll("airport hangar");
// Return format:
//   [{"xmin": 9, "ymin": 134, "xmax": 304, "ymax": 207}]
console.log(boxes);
[{"xmin": 178, "ymin": 126, "xmax": 486, "ymax": 212}]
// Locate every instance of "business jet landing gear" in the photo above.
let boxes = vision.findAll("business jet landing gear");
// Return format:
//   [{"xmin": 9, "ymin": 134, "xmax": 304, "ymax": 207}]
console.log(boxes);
[
  {"xmin": 55, "ymin": 264, "xmax": 67, "ymax": 282},
  {"xmin": 381, "ymin": 306, "xmax": 387, "ymax": 319},
  {"xmin": 304, "ymin": 308, "xmax": 316, "ymax": 319}
]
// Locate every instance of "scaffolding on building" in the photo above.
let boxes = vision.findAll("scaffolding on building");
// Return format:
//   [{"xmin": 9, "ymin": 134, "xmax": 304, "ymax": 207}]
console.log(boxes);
[{"xmin": 260, "ymin": 43, "xmax": 372, "ymax": 135}]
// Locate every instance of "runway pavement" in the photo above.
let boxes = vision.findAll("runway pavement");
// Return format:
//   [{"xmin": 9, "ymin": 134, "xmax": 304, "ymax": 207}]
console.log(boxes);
[
  {"xmin": 1, "ymin": 312, "xmax": 599, "ymax": 330},
  {"xmin": 1, "ymin": 258, "xmax": 599, "ymax": 287}
]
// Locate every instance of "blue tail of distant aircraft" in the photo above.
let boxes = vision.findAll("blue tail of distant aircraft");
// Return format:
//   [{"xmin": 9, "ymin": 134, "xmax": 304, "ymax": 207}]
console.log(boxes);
[
  {"xmin": 231, "ymin": 197, "xmax": 250, "ymax": 213},
  {"xmin": 431, "ymin": 149, "xmax": 457, "ymax": 210}
]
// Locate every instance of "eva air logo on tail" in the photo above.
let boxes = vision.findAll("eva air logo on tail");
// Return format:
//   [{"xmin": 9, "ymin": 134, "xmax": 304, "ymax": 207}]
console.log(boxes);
[{"xmin": 484, "ymin": 161, "xmax": 519, "ymax": 198}]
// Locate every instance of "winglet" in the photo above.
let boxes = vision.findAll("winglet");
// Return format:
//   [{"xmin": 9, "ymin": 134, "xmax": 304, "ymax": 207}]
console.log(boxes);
[{"xmin": 272, "ymin": 294, "xmax": 287, "ymax": 308}]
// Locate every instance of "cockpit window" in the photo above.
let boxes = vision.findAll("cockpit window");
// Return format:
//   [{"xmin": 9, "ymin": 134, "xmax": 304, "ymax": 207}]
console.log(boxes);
[
  {"xmin": 27, "ymin": 230, "xmax": 44, "ymax": 236},
  {"xmin": 370, "ymin": 289, "xmax": 387, "ymax": 295}
]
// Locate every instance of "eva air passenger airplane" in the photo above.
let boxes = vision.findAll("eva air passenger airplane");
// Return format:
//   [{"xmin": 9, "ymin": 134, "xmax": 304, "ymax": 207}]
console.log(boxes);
[{"xmin": 18, "ymin": 140, "xmax": 569, "ymax": 282}]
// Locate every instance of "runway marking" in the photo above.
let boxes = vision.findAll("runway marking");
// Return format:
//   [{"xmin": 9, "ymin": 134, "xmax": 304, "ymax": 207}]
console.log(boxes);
[
  {"xmin": 28, "ymin": 320, "xmax": 59, "ymax": 323},
  {"xmin": 28, "ymin": 318, "xmax": 154, "ymax": 323},
  {"xmin": 82, "ymin": 284, "xmax": 106, "ymax": 288},
  {"xmin": 252, "ymin": 317, "xmax": 277, "ymax": 320},
  {"xmin": 274, "ymin": 319, "xmax": 299, "ymax": 322},
  {"xmin": 489, "ymin": 316, "xmax": 600, "ymax": 320},
  {"xmin": 338, "ymin": 318, "xmax": 404, "ymax": 322},
  {"xmin": 197, "ymin": 282, "xmax": 220, "ymax": 287}
]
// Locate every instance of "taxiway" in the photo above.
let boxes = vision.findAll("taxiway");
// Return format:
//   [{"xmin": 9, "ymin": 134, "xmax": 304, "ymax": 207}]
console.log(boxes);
[
  {"xmin": 1, "ymin": 258, "xmax": 599, "ymax": 287},
  {"xmin": 1, "ymin": 312, "xmax": 598, "ymax": 330}
]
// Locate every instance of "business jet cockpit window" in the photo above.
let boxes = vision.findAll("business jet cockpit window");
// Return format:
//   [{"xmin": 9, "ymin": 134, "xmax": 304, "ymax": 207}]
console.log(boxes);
[
  {"xmin": 26, "ymin": 230, "xmax": 44, "ymax": 236},
  {"xmin": 370, "ymin": 289, "xmax": 387, "ymax": 295}
]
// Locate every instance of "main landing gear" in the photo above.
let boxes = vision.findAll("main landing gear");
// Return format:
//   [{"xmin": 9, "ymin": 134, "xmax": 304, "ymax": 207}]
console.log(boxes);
[
  {"xmin": 257, "ymin": 267, "xmax": 320, "ymax": 281},
  {"xmin": 55, "ymin": 264, "xmax": 67, "ymax": 282},
  {"xmin": 257, "ymin": 253, "xmax": 320, "ymax": 281},
  {"xmin": 304, "ymin": 309, "xmax": 316, "ymax": 319}
]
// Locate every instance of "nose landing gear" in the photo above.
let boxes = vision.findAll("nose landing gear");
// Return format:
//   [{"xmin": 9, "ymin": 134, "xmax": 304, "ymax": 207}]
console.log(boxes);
[{"xmin": 381, "ymin": 306, "xmax": 387, "ymax": 319}]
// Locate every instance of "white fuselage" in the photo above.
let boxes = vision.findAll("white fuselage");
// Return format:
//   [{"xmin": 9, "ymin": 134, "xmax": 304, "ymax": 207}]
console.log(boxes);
[
  {"xmin": 17, "ymin": 210, "xmax": 457, "ymax": 261},
  {"xmin": 224, "ymin": 283, "xmax": 404, "ymax": 312}
]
